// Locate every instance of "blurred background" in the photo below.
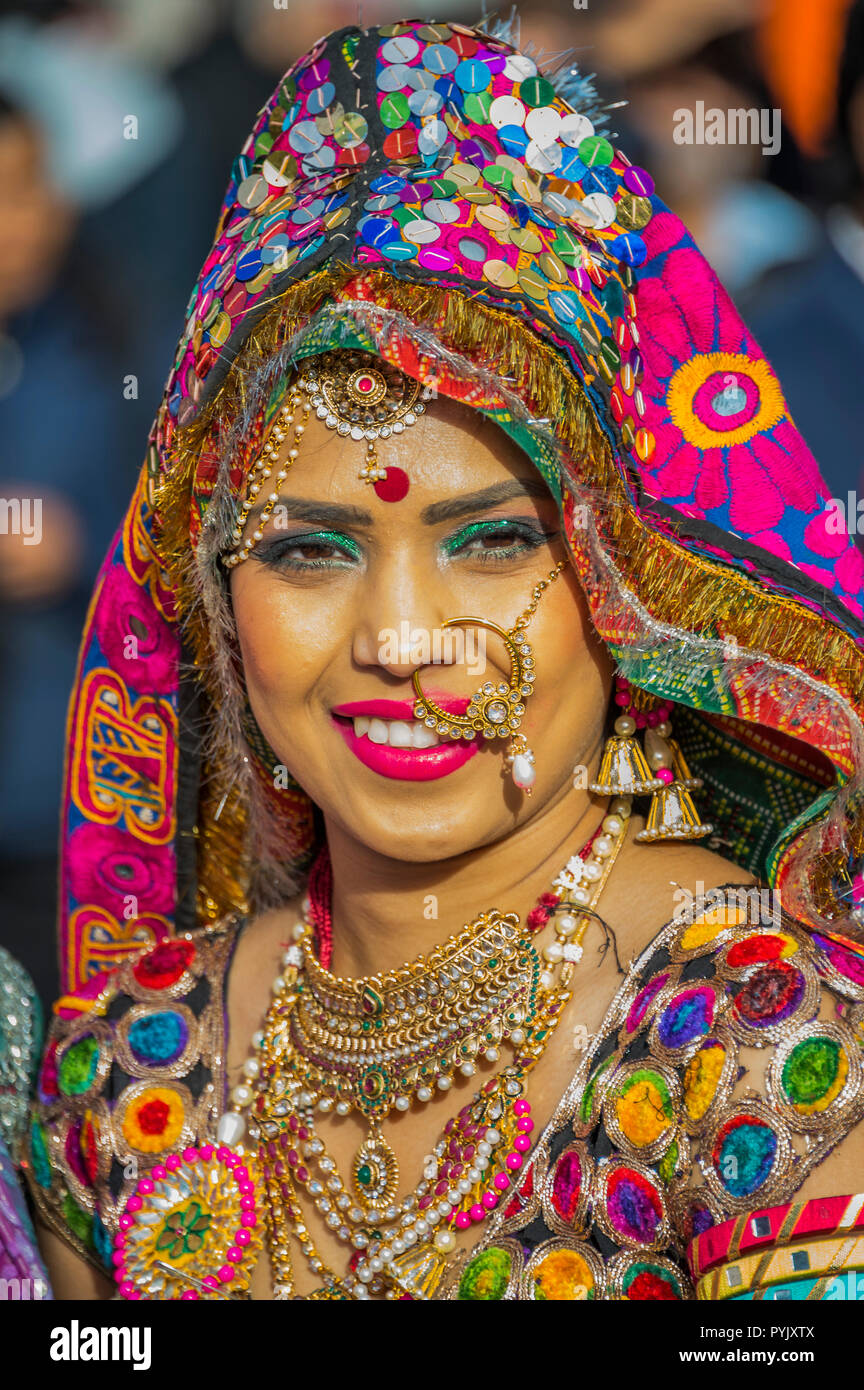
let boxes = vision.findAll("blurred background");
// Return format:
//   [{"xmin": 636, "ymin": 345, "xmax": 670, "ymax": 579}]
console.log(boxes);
[{"xmin": 1, "ymin": 0, "xmax": 863, "ymax": 1008}]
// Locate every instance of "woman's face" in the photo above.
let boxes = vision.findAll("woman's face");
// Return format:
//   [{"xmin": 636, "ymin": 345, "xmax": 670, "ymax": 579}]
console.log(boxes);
[{"xmin": 230, "ymin": 387, "xmax": 614, "ymax": 863}]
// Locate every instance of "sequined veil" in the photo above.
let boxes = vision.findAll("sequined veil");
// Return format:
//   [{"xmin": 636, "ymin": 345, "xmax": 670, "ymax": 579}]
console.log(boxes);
[{"xmin": 25, "ymin": 12, "xmax": 864, "ymax": 1302}]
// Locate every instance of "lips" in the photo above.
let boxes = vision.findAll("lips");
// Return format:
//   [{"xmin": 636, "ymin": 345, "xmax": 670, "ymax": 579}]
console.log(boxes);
[{"xmin": 330, "ymin": 692, "xmax": 482, "ymax": 781}]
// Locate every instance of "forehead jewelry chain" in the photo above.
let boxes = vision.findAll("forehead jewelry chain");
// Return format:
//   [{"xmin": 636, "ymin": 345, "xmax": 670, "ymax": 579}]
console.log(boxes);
[
  {"xmin": 412, "ymin": 561, "xmax": 567, "ymax": 794},
  {"xmin": 222, "ymin": 351, "xmax": 436, "ymax": 568},
  {"xmin": 223, "ymin": 382, "xmax": 308, "ymax": 569},
  {"xmin": 299, "ymin": 349, "xmax": 435, "ymax": 501}
]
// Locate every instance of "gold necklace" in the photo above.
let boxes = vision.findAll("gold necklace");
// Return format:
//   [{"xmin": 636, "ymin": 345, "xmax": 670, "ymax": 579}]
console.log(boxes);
[{"xmin": 251, "ymin": 805, "xmax": 631, "ymax": 1299}]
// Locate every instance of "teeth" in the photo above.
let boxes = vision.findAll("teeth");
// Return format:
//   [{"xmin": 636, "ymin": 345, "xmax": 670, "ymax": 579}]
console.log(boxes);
[{"xmin": 351, "ymin": 716, "xmax": 442, "ymax": 749}]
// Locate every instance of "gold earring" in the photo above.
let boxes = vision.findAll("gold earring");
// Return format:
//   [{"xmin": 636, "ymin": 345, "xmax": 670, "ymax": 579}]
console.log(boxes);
[
  {"xmin": 592, "ymin": 677, "xmax": 713, "ymax": 840},
  {"xmin": 411, "ymin": 563, "xmax": 566, "ymax": 795}
]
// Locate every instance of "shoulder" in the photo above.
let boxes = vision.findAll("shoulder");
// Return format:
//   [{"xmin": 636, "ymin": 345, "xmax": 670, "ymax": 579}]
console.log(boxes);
[
  {"xmin": 25, "ymin": 919, "xmax": 242, "ymax": 1278},
  {"xmin": 600, "ymin": 810, "xmax": 759, "ymax": 958}
]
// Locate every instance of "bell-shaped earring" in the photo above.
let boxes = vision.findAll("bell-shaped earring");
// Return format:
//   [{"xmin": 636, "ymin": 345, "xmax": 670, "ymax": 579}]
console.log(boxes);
[
  {"xmin": 635, "ymin": 712, "xmax": 714, "ymax": 842},
  {"xmin": 590, "ymin": 677, "xmax": 665, "ymax": 797}
]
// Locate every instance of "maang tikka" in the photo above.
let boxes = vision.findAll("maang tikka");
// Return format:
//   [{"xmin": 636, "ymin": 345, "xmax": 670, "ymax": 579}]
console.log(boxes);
[
  {"xmin": 411, "ymin": 562, "xmax": 566, "ymax": 794},
  {"xmin": 590, "ymin": 676, "xmax": 713, "ymax": 841},
  {"xmin": 223, "ymin": 349, "xmax": 434, "ymax": 568}
]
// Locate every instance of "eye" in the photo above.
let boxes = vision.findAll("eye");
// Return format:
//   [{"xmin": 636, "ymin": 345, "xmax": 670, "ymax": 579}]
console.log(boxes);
[
  {"xmin": 252, "ymin": 530, "xmax": 362, "ymax": 571},
  {"xmin": 443, "ymin": 518, "xmax": 551, "ymax": 562}
]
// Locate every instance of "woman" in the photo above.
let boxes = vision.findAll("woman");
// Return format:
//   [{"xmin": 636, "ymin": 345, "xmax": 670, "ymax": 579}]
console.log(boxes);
[{"xmin": 26, "ymin": 15, "xmax": 864, "ymax": 1301}]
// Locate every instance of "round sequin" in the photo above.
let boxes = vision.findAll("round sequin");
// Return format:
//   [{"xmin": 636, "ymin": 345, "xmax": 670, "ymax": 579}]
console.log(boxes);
[
  {"xmin": 580, "ymin": 192, "xmax": 617, "ymax": 228},
  {"xmin": 402, "ymin": 218, "xmax": 440, "ymax": 244},
  {"xmin": 480, "ymin": 258, "xmax": 516, "ymax": 289},
  {"xmin": 417, "ymin": 119, "xmax": 448, "ymax": 154},
  {"xmin": 417, "ymin": 246, "xmax": 455, "ymax": 271},
  {"xmin": 408, "ymin": 89, "xmax": 443, "ymax": 117},
  {"xmin": 423, "ymin": 198, "xmax": 460, "ymax": 223},
  {"xmin": 381, "ymin": 35, "xmax": 419, "ymax": 62},
  {"xmin": 615, "ymin": 194, "xmax": 653, "ymax": 232},
  {"xmin": 377, "ymin": 62, "xmax": 412, "ymax": 92},
  {"xmin": 335, "ymin": 112, "xmax": 368, "ymax": 147},
  {"xmin": 422, "ymin": 42, "xmax": 458, "ymax": 74},
  {"xmin": 455, "ymin": 58, "xmax": 491, "ymax": 92},
  {"xmin": 560, "ymin": 112, "xmax": 594, "ymax": 146},
  {"xmin": 476, "ymin": 204, "xmax": 512, "ymax": 234},
  {"xmin": 609, "ymin": 233, "xmax": 647, "ymax": 267},
  {"xmin": 623, "ymin": 165, "xmax": 655, "ymax": 196},
  {"xmin": 498, "ymin": 124, "xmax": 529, "ymax": 157},
  {"xmin": 236, "ymin": 174, "xmax": 268, "ymax": 210},
  {"xmin": 519, "ymin": 75, "xmax": 555, "ymax": 107},
  {"xmin": 305, "ymin": 82, "xmax": 335, "ymax": 115},
  {"xmin": 287, "ymin": 120, "xmax": 324, "ymax": 154},
  {"xmin": 380, "ymin": 92, "xmax": 410, "ymax": 129},
  {"xmin": 579, "ymin": 134, "xmax": 614, "ymax": 166},
  {"xmin": 489, "ymin": 95, "xmax": 526, "ymax": 129},
  {"xmin": 524, "ymin": 106, "xmax": 561, "ymax": 142},
  {"xmin": 526, "ymin": 141, "xmax": 562, "ymax": 174}
]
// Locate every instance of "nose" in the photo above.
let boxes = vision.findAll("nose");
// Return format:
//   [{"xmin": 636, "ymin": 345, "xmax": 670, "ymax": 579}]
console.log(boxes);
[{"xmin": 351, "ymin": 555, "xmax": 453, "ymax": 681}]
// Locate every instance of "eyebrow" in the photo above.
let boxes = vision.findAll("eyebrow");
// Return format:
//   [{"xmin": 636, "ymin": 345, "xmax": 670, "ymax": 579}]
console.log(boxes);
[{"xmin": 245, "ymin": 478, "xmax": 553, "ymax": 528}]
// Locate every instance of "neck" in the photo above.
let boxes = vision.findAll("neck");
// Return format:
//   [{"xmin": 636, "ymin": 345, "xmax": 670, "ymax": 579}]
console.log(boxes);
[{"xmin": 325, "ymin": 731, "xmax": 610, "ymax": 978}]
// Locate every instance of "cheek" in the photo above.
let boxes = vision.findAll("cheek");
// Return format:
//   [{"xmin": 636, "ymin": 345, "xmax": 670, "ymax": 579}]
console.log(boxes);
[{"xmin": 231, "ymin": 577, "xmax": 333, "ymax": 713}]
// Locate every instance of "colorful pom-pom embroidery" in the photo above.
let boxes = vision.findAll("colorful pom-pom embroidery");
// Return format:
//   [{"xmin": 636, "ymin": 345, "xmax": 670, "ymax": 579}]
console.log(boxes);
[
  {"xmin": 58, "ymin": 1035, "xmax": 100, "ymax": 1096},
  {"xmin": 132, "ymin": 940, "xmax": 195, "ymax": 992},
  {"xmin": 127, "ymin": 1010, "xmax": 190, "ymax": 1067},
  {"xmin": 119, "ymin": 1086, "xmax": 187, "ymax": 1154}
]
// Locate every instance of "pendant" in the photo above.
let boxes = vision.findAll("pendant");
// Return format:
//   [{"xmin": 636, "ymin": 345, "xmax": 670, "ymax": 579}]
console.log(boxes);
[
  {"xmin": 352, "ymin": 1127, "xmax": 399, "ymax": 1213},
  {"xmin": 386, "ymin": 1243, "xmax": 452, "ymax": 1300}
]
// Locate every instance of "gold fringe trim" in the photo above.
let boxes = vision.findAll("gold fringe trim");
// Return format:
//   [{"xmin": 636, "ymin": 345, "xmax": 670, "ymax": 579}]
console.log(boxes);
[{"xmin": 150, "ymin": 262, "xmax": 864, "ymax": 930}]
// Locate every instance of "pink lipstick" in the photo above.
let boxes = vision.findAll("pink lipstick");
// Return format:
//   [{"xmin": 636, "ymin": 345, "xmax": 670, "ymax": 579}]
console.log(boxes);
[{"xmin": 330, "ymin": 693, "xmax": 483, "ymax": 781}]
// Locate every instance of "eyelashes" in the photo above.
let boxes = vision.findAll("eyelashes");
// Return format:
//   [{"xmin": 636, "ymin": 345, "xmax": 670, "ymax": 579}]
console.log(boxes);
[{"xmin": 252, "ymin": 518, "xmax": 554, "ymax": 574}]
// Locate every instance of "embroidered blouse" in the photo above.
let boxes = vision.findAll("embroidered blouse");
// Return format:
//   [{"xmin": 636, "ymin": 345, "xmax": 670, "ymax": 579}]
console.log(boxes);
[{"xmin": 25, "ymin": 885, "xmax": 864, "ymax": 1300}]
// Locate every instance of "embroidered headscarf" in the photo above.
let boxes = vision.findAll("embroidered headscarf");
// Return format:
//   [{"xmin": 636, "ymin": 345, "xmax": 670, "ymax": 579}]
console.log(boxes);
[{"xmin": 57, "ymin": 13, "xmax": 864, "ymax": 1001}]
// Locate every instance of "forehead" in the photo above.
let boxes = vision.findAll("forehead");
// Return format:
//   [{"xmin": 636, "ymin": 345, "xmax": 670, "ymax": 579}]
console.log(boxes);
[{"xmin": 282, "ymin": 389, "xmax": 544, "ymax": 505}]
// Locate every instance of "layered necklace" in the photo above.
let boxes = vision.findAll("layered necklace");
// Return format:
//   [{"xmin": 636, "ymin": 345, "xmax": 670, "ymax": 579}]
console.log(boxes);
[{"xmin": 228, "ymin": 794, "xmax": 632, "ymax": 1299}]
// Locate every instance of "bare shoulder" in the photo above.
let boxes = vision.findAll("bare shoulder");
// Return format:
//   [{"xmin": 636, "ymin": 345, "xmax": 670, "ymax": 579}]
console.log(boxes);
[{"xmin": 600, "ymin": 808, "xmax": 759, "ymax": 955}]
